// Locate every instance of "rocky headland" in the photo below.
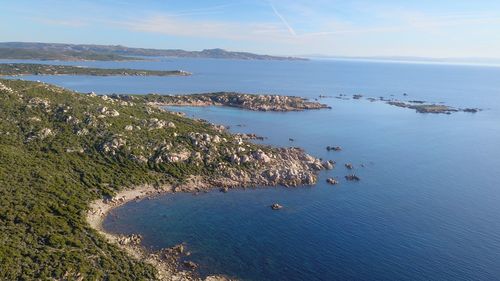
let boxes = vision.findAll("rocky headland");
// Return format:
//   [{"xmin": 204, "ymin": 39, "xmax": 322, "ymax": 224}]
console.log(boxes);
[
  {"xmin": 0, "ymin": 78, "xmax": 326, "ymax": 280},
  {"xmin": 139, "ymin": 92, "xmax": 331, "ymax": 112}
]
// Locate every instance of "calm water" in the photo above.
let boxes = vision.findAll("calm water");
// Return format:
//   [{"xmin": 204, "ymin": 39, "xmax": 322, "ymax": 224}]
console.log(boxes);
[{"xmin": 5, "ymin": 58, "xmax": 500, "ymax": 280}]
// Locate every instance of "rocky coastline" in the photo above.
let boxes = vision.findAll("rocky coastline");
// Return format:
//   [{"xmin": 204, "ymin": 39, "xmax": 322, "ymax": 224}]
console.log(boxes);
[
  {"xmin": 78, "ymin": 89, "xmax": 329, "ymax": 279},
  {"xmin": 137, "ymin": 92, "xmax": 331, "ymax": 111},
  {"xmin": 88, "ymin": 185, "xmax": 237, "ymax": 281},
  {"xmin": 325, "ymin": 93, "xmax": 481, "ymax": 114},
  {"xmin": 0, "ymin": 78, "xmax": 329, "ymax": 280},
  {"xmin": 87, "ymin": 143, "xmax": 326, "ymax": 280}
]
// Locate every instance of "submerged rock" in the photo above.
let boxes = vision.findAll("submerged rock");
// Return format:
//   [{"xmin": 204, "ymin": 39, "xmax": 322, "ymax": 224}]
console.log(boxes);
[
  {"xmin": 463, "ymin": 108, "xmax": 480, "ymax": 113},
  {"xmin": 345, "ymin": 174, "xmax": 360, "ymax": 181},
  {"xmin": 326, "ymin": 146, "xmax": 342, "ymax": 152},
  {"xmin": 345, "ymin": 163, "xmax": 354, "ymax": 170}
]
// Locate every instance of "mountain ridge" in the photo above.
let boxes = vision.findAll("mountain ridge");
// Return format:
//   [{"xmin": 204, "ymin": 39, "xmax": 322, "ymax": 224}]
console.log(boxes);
[{"xmin": 0, "ymin": 42, "xmax": 307, "ymax": 61}]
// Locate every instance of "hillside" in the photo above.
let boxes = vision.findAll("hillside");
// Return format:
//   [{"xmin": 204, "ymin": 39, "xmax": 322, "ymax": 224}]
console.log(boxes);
[
  {"xmin": 0, "ymin": 79, "xmax": 324, "ymax": 280},
  {"xmin": 0, "ymin": 42, "xmax": 307, "ymax": 61}
]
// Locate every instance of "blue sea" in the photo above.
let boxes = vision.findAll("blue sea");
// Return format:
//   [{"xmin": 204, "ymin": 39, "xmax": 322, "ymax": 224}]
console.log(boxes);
[{"xmin": 4, "ymin": 58, "xmax": 500, "ymax": 280}]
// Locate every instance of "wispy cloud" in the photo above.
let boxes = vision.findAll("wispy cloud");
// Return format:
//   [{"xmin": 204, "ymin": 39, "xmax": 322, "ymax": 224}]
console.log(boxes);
[
  {"xmin": 7, "ymin": 0, "xmax": 500, "ymax": 57},
  {"xmin": 114, "ymin": 15, "xmax": 290, "ymax": 42},
  {"xmin": 269, "ymin": 1, "xmax": 296, "ymax": 36}
]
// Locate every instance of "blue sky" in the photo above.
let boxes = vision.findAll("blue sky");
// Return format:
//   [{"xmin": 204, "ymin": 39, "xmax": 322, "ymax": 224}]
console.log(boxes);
[{"xmin": 2, "ymin": 0, "xmax": 500, "ymax": 58}]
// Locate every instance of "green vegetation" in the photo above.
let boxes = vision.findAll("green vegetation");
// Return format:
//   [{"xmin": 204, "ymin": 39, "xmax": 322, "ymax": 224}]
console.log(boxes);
[
  {"xmin": 0, "ymin": 42, "xmax": 307, "ymax": 61},
  {"xmin": 0, "ymin": 48, "xmax": 138, "ymax": 61},
  {"xmin": 0, "ymin": 79, "xmax": 280, "ymax": 280},
  {"xmin": 0, "ymin": 63, "xmax": 191, "ymax": 77}
]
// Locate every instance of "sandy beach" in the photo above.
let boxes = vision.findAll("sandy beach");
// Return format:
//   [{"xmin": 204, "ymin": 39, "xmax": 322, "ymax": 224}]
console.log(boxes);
[{"xmin": 86, "ymin": 184, "xmax": 232, "ymax": 281}]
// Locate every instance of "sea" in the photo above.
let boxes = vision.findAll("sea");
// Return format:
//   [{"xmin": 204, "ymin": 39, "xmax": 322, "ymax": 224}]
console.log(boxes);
[{"xmin": 3, "ymin": 58, "xmax": 500, "ymax": 281}]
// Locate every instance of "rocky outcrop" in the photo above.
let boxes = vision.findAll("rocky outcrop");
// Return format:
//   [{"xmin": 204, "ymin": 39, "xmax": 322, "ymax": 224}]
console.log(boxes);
[
  {"xmin": 117, "ymin": 234, "xmax": 142, "ymax": 246},
  {"xmin": 326, "ymin": 146, "xmax": 342, "ymax": 152},
  {"xmin": 345, "ymin": 174, "xmax": 360, "ymax": 181},
  {"xmin": 235, "ymin": 133, "xmax": 265, "ymax": 141},
  {"xmin": 387, "ymin": 101, "xmax": 459, "ymax": 114},
  {"xmin": 326, "ymin": 178, "xmax": 338, "ymax": 185},
  {"xmin": 271, "ymin": 203, "xmax": 283, "ymax": 210},
  {"xmin": 141, "ymin": 92, "xmax": 331, "ymax": 112},
  {"xmin": 322, "ymin": 160, "xmax": 335, "ymax": 170}
]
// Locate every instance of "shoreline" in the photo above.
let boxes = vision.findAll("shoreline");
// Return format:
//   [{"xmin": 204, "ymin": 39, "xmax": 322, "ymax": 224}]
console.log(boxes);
[{"xmin": 87, "ymin": 183, "xmax": 238, "ymax": 281}]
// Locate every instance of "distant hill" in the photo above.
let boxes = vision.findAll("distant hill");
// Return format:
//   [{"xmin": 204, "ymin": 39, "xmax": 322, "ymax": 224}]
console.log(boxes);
[{"xmin": 0, "ymin": 42, "xmax": 307, "ymax": 61}]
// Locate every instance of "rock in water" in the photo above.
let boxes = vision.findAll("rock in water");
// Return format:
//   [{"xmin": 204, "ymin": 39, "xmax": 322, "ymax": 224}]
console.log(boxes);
[
  {"xmin": 271, "ymin": 203, "xmax": 283, "ymax": 210},
  {"xmin": 326, "ymin": 178, "xmax": 338, "ymax": 185},
  {"xmin": 326, "ymin": 146, "xmax": 342, "ymax": 151},
  {"xmin": 322, "ymin": 160, "xmax": 335, "ymax": 170},
  {"xmin": 345, "ymin": 174, "xmax": 360, "ymax": 181},
  {"xmin": 183, "ymin": 261, "xmax": 198, "ymax": 269}
]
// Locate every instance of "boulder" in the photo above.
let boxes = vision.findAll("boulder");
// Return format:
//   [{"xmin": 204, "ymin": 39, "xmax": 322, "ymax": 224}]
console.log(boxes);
[
  {"xmin": 322, "ymin": 160, "xmax": 334, "ymax": 170},
  {"xmin": 183, "ymin": 261, "xmax": 198, "ymax": 269},
  {"xmin": 326, "ymin": 178, "xmax": 338, "ymax": 185},
  {"xmin": 271, "ymin": 203, "xmax": 283, "ymax": 210}
]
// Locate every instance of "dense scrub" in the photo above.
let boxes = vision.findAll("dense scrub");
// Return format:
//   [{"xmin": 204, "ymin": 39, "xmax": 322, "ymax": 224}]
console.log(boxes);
[
  {"xmin": 0, "ymin": 48, "xmax": 138, "ymax": 61},
  {"xmin": 0, "ymin": 79, "xmax": 241, "ymax": 280},
  {"xmin": 0, "ymin": 79, "xmax": 321, "ymax": 280}
]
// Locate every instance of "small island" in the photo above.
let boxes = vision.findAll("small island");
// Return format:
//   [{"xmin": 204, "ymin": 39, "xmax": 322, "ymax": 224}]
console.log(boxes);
[
  {"xmin": 386, "ymin": 101, "xmax": 459, "ymax": 114},
  {"xmin": 0, "ymin": 63, "xmax": 191, "ymax": 77},
  {"xmin": 137, "ymin": 92, "xmax": 331, "ymax": 111},
  {"xmin": 330, "ymin": 94, "xmax": 481, "ymax": 114}
]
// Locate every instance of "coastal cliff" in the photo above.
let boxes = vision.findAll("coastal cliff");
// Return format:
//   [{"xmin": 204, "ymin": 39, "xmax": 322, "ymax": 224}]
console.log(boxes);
[{"xmin": 0, "ymin": 79, "xmax": 324, "ymax": 280}]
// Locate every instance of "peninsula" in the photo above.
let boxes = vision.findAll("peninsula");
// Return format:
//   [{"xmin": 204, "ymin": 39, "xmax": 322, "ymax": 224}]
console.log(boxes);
[
  {"xmin": 0, "ymin": 79, "xmax": 328, "ymax": 280},
  {"xmin": 0, "ymin": 42, "xmax": 307, "ymax": 61},
  {"xmin": 139, "ymin": 92, "xmax": 331, "ymax": 111},
  {"xmin": 0, "ymin": 63, "xmax": 191, "ymax": 77}
]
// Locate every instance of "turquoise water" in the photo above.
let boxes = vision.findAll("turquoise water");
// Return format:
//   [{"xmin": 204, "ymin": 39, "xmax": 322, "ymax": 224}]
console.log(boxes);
[{"xmin": 4, "ymin": 58, "xmax": 500, "ymax": 280}]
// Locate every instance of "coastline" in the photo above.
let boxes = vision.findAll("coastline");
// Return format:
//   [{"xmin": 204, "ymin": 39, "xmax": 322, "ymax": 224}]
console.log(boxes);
[{"xmin": 87, "ymin": 184, "xmax": 235, "ymax": 281}]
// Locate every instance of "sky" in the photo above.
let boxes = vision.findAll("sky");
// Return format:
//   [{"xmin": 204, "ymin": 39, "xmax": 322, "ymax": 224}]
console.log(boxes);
[{"xmin": 2, "ymin": 0, "xmax": 500, "ymax": 58}]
